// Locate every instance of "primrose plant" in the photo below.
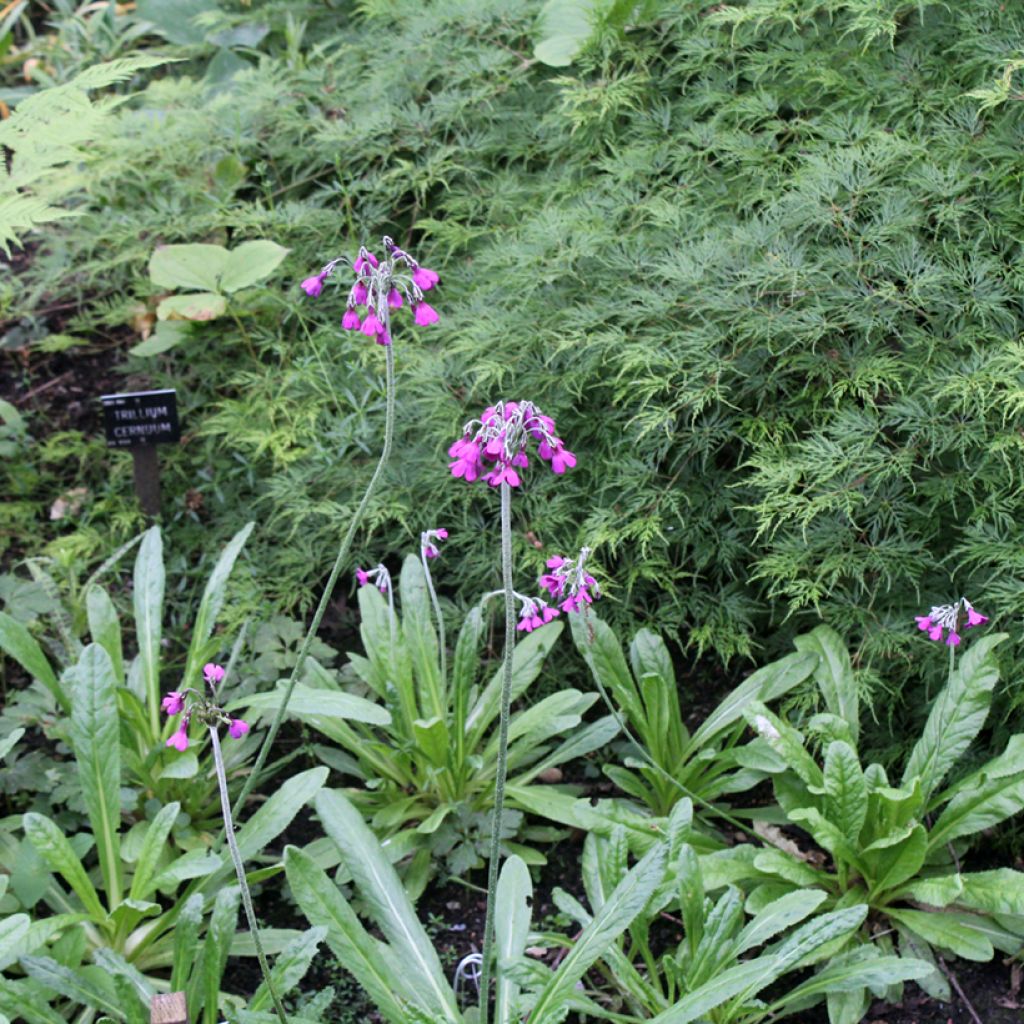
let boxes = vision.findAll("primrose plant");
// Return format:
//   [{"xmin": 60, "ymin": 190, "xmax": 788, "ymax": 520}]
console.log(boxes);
[
  {"xmin": 737, "ymin": 608, "xmax": 1024, "ymax": 1023},
  {"xmin": 234, "ymin": 237, "xmax": 442, "ymax": 822}
]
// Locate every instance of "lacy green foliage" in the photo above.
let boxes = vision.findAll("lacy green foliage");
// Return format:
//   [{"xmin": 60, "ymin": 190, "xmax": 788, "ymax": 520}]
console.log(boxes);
[{"xmin": 12, "ymin": 0, "xmax": 1024, "ymax": 719}]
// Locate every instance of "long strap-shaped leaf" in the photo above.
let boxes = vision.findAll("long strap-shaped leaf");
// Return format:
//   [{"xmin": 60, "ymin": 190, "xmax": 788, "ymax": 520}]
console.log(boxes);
[
  {"xmin": 315, "ymin": 789, "xmax": 461, "ymax": 1023},
  {"xmin": 132, "ymin": 526, "xmax": 165, "ymax": 739},
  {"xmin": 528, "ymin": 842, "xmax": 666, "ymax": 1024},
  {"xmin": 494, "ymin": 856, "xmax": 532, "ymax": 1024},
  {"xmin": 70, "ymin": 643, "xmax": 122, "ymax": 909}
]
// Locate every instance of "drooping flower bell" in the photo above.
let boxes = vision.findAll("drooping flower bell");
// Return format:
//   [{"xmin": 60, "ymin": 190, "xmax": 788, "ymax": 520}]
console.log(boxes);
[
  {"xmin": 355, "ymin": 563, "xmax": 391, "ymax": 596},
  {"xmin": 299, "ymin": 236, "xmax": 441, "ymax": 346},
  {"xmin": 421, "ymin": 527, "xmax": 449, "ymax": 560},
  {"xmin": 915, "ymin": 597, "xmax": 987, "ymax": 646},
  {"xmin": 448, "ymin": 400, "xmax": 576, "ymax": 489},
  {"xmin": 538, "ymin": 547, "xmax": 599, "ymax": 614}
]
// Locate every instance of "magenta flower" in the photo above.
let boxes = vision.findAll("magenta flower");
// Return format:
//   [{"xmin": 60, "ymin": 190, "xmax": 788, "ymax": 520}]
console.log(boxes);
[
  {"xmin": 376, "ymin": 329, "xmax": 391, "ymax": 346},
  {"xmin": 228, "ymin": 718, "xmax": 250, "ymax": 739},
  {"xmin": 356, "ymin": 563, "xmax": 391, "ymax": 596},
  {"xmin": 422, "ymin": 527, "xmax": 449, "ymax": 560},
  {"xmin": 354, "ymin": 251, "xmax": 379, "ymax": 273},
  {"xmin": 540, "ymin": 548, "xmax": 599, "ymax": 614},
  {"xmin": 448, "ymin": 400, "xmax": 576, "ymax": 490},
  {"xmin": 946, "ymin": 631, "xmax": 961, "ymax": 647},
  {"xmin": 967, "ymin": 607, "xmax": 988, "ymax": 627},
  {"xmin": 166, "ymin": 721, "xmax": 190, "ymax": 752},
  {"xmin": 414, "ymin": 302, "xmax": 439, "ymax": 326},
  {"xmin": 361, "ymin": 311, "xmax": 383, "ymax": 337},
  {"xmin": 342, "ymin": 308, "xmax": 361, "ymax": 330},
  {"xmin": 412, "ymin": 267, "xmax": 439, "ymax": 290},
  {"xmin": 161, "ymin": 691, "xmax": 185, "ymax": 715},
  {"xmin": 914, "ymin": 616, "xmax": 932, "ymax": 632},
  {"xmin": 916, "ymin": 598, "xmax": 988, "ymax": 645},
  {"xmin": 517, "ymin": 609, "xmax": 543, "ymax": 633},
  {"xmin": 352, "ymin": 281, "xmax": 368, "ymax": 305},
  {"xmin": 300, "ymin": 274, "xmax": 326, "ymax": 297},
  {"xmin": 203, "ymin": 663, "xmax": 226, "ymax": 687},
  {"xmin": 387, "ymin": 288, "xmax": 403, "ymax": 308},
  {"xmin": 356, "ymin": 567, "xmax": 370, "ymax": 587},
  {"xmin": 928, "ymin": 623, "xmax": 943, "ymax": 642}
]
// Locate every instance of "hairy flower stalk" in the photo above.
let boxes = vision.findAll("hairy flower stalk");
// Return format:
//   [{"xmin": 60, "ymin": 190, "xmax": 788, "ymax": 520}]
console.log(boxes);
[
  {"xmin": 231, "ymin": 237, "xmax": 439, "ymax": 822},
  {"xmin": 420, "ymin": 528, "xmax": 449, "ymax": 687},
  {"xmin": 448, "ymin": 399, "xmax": 576, "ymax": 1023}
]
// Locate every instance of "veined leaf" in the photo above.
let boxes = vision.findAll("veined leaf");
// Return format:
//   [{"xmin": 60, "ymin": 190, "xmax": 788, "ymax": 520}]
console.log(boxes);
[
  {"xmin": 133, "ymin": 527, "xmax": 165, "ymax": 737},
  {"xmin": 219, "ymin": 240, "xmax": 289, "ymax": 293},
  {"xmin": 399, "ymin": 555, "xmax": 444, "ymax": 723},
  {"xmin": 149, "ymin": 243, "xmax": 227, "ymax": 292},
  {"xmin": 69, "ymin": 643, "xmax": 122, "ymax": 909},
  {"xmin": 233, "ymin": 682, "xmax": 390, "ymax": 726},
  {"xmin": 648, "ymin": 956, "xmax": 783, "ymax": 1024},
  {"xmin": 823, "ymin": 741, "xmax": 867, "ymax": 844},
  {"xmin": 736, "ymin": 889, "xmax": 829, "ymax": 955},
  {"xmin": 0, "ymin": 610, "xmax": 68, "ymax": 711},
  {"xmin": 795, "ymin": 625, "xmax": 859, "ymax": 746},
  {"xmin": 22, "ymin": 813, "xmax": 104, "ymax": 920},
  {"xmin": 249, "ymin": 925, "xmax": 326, "ymax": 1012},
  {"xmin": 887, "ymin": 908, "xmax": 994, "ymax": 961},
  {"xmin": 495, "ymin": 856, "xmax": 532, "ymax": 1024},
  {"xmin": 570, "ymin": 612, "xmax": 643, "ymax": 725},
  {"xmin": 86, "ymin": 587, "xmax": 123, "ymax": 683}
]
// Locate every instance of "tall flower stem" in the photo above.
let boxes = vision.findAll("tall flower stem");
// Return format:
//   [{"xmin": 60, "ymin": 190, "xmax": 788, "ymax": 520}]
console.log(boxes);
[
  {"xmin": 209, "ymin": 726, "xmax": 289, "ymax": 1024},
  {"xmin": 478, "ymin": 481, "xmax": 515, "ymax": 1024},
  {"xmin": 229, "ymin": 340, "xmax": 396, "ymax": 823}
]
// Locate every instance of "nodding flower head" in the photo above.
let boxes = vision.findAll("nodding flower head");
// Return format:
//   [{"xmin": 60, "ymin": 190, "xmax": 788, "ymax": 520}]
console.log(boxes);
[
  {"xmin": 916, "ymin": 598, "xmax": 987, "ymax": 645},
  {"xmin": 355, "ymin": 563, "xmax": 391, "ymax": 597},
  {"xmin": 161, "ymin": 691, "xmax": 185, "ymax": 716},
  {"xmin": 516, "ymin": 596, "xmax": 561, "ymax": 633},
  {"xmin": 538, "ymin": 547, "xmax": 599, "ymax": 614},
  {"xmin": 298, "ymin": 236, "xmax": 440, "ymax": 345},
  {"xmin": 166, "ymin": 719, "xmax": 190, "ymax": 751},
  {"xmin": 228, "ymin": 718, "xmax": 250, "ymax": 739},
  {"xmin": 421, "ymin": 527, "xmax": 449, "ymax": 560},
  {"xmin": 448, "ymin": 400, "xmax": 577, "ymax": 489}
]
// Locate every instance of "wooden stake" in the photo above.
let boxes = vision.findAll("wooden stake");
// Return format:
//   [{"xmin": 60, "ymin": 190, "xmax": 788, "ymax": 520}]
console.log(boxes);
[
  {"xmin": 132, "ymin": 443, "xmax": 161, "ymax": 519},
  {"xmin": 150, "ymin": 992, "xmax": 189, "ymax": 1024}
]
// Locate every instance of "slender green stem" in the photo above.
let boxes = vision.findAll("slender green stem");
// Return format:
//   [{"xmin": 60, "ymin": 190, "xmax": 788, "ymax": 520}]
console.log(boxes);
[
  {"xmin": 209, "ymin": 727, "xmax": 289, "ymax": 1024},
  {"xmin": 478, "ymin": 481, "xmax": 515, "ymax": 1024},
  {"xmin": 228, "ymin": 340, "xmax": 397, "ymax": 824}
]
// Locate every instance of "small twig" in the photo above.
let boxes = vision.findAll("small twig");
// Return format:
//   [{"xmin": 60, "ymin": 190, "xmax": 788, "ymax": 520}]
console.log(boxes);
[{"xmin": 936, "ymin": 951, "xmax": 984, "ymax": 1024}]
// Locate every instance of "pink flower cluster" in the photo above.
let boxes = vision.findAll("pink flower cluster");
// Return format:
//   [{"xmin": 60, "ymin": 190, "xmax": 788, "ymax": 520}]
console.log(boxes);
[
  {"xmin": 421, "ymin": 527, "xmax": 448, "ymax": 560},
  {"xmin": 301, "ymin": 236, "xmax": 440, "ymax": 347},
  {"xmin": 915, "ymin": 598, "xmax": 988, "ymax": 647},
  {"xmin": 355, "ymin": 563, "xmax": 391, "ymax": 596},
  {"xmin": 513, "ymin": 548, "xmax": 600, "ymax": 633},
  {"xmin": 448, "ymin": 400, "xmax": 576, "ymax": 488},
  {"xmin": 162, "ymin": 662, "xmax": 249, "ymax": 752}
]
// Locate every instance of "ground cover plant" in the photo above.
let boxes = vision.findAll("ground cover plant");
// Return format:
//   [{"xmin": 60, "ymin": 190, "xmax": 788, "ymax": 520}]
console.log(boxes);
[{"xmin": 2, "ymin": 1, "xmax": 1024, "ymax": 1023}]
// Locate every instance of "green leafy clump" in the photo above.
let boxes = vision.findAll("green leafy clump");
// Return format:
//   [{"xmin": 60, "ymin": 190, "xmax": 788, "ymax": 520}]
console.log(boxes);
[{"xmin": 8, "ymin": 0, "xmax": 1024, "ymax": 732}]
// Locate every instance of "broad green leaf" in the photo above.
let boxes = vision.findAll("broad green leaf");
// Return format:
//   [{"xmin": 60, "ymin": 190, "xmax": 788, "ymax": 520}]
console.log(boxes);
[
  {"xmin": 529, "ymin": 843, "xmax": 666, "ymax": 1024},
  {"xmin": 902, "ymin": 633, "xmax": 1006, "ymax": 799},
  {"xmin": 313, "ymin": 791, "xmax": 460, "ymax": 1022},
  {"xmin": 86, "ymin": 587, "xmax": 123, "ymax": 683},
  {"xmin": 466, "ymin": 620, "xmax": 563, "ymax": 746},
  {"xmin": 824, "ymin": 740, "xmax": 867, "ymax": 843},
  {"xmin": 648, "ymin": 956, "xmax": 783, "ymax": 1024},
  {"xmin": 782, "ymin": 949, "xmax": 933, "ymax": 1009},
  {"xmin": 0, "ymin": 977, "xmax": 67, "ymax": 1024},
  {"xmin": 0, "ymin": 914, "xmax": 29, "ymax": 962},
  {"xmin": 795, "ymin": 625, "xmax": 859, "ymax": 746},
  {"xmin": 736, "ymin": 889, "xmax": 828, "ymax": 955},
  {"xmin": 133, "ymin": 527, "xmax": 164, "ymax": 736},
  {"xmin": 234, "ymin": 682, "xmax": 390, "ymax": 726},
  {"xmin": 957, "ymin": 869, "xmax": 1024, "ymax": 917},
  {"xmin": 284, "ymin": 847, "xmax": 409, "ymax": 1024},
  {"xmin": 151, "ymin": 848, "xmax": 222, "ymax": 891},
  {"xmin": 20, "ymin": 956, "xmax": 120, "ymax": 1016},
  {"xmin": 182, "ymin": 521, "xmax": 253, "ymax": 686},
  {"xmin": 692, "ymin": 651, "xmax": 816, "ymax": 749},
  {"xmin": 157, "ymin": 291, "xmax": 227, "ymax": 321},
  {"xmin": 744, "ymin": 703, "xmax": 823, "ymax": 787},
  {"xmin": 219, "ymin": 240, "xmax": 289, "ymax": 293},
  {"xmin": 495, "ymin": 855, "xmax": 532, "ymax": 1024},
  {"xmin": 171, "ymin": 892, "xmax": 204, "ymax": 992},
  {"xmin": 570, "ymin": 612, "xmax": 643, "ymax": 725},
  {"xmin": 249, "ymin": 925, "xmax": 325, "ymax": 1012},
  {"xmin": 400, "ymin": 556, "xmax": 443, "ymax": 721},
  {"xmin": 0, "ymin": 728, "xmax": 23, "ymax": 760},
  {"xmin": 788, "ymin": 807, "xmax": 864, "ymax": 875},
  {"xmin": 92, "ymin": 948, "xmax": 153, "ymax": 1009},
  {"xmin": 769, "ymin": 904, "xmax": 868, "ymax": 971},
  {"xmin": 868, "ymin": 824, "xmax": 927, "ymax": 897},
  {"xmin": 158, "ymin": 751, "xmax": 199, "ymax": 780},
  {"xmin": 887, "ymin": 908, "xmax": 993, "ymax": 961},
  {"xmin": 898, "ymin": 874, "xmax": 963, "ymax": 908},
  {"xmin": 130, "ymin": 801, "xmax": 180, "ymax": 900},
  {"xmin": 930, "ymin": 761, "xmax": 1024, "ymax": 847},
  {"xmin": 688, "ymin": 887, "xmax": 744, "ymax": 986},
  {"xmin": 69, "ymin": 643, "xmax": 122, "ymax": 908},
  {"xmin": 128, "ymin": 320, "xmax": 189, "ymax": 357},
  {"xmin": 0, "ymin": 610, "xmax": 68, "ymax": 711},
  {"xmin": 412, "ymin": 715, "xmax": 449, "ymax": 769},
  {"xmin": 149, "ymin": 242, "xmax": 227, "ymax": 291},
  {"xmin": 23, "ymin": 813, "xmax": 104, "ymax": 919},
  {"xmin": 516, "ymin": 714, "xmax": 619, "ymax": 783},
  {"xmin": 204, "ymin": 885, "xmax": 240, "ymax": 1024},
  {"xmin": 231, "ymin": 767, "xmax": 328, "ymax": 866},
  {"xmin": 534, "ymin": 0, "xmax": 599, "ymax": 67}
]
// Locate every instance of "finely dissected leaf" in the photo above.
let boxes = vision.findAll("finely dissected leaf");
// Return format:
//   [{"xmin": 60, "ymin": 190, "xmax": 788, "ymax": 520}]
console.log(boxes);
[
  {"xmin": 249, "ymin": 926, "xmax": 326, "ymax": 1011},
  {"xmin": 132, "ymin": 527, "xmax": 165, "ymax": 733},
  {"xmin": 23, "ymin": 812, "xmax": 104, "ymax": 919},
  {"xmin": 129, "ymin": 801, "xmax": 180, "ymax": 900},
  {"xmin": 495, "ymin": 855, "xmax": 532, "ymax": 1024},
  {"xmin": 902, "ymin": 633, "xmax": 1006, "ymax": 799},
  {"xmin": 284, "ymin": 847, "xmax": 409, "ymax": 1024},
  {"xmin": 69, "ymin": 643, "xmax": 122, "ymax": 909},
  {"xmin": 314, "ymin": 790, "xmax": 460, "ymax": 1022},
  {"xmin": 795, "ymin": 625, "xmax": 859, "ymax": 746},
  {"xmin": 86, "ymin": 587, "xmax": 123, "ymax": 683},
  {"xmin": 182, "ymin": 521, "xmax": 253, "ymax": 686},
  {"xmin": 219, "ymin": 240, "xmax": 289, "ymax": 293},
  {"xmin": 528, "ymin": 842, "xmax": 666, "ymax": 1024},
  {"xmin": 824, "ymin": 741, "xmax": 867, "ymax": 844},
  {"xmin": 0, "ymin": 610, "xmax": 68, "ymax": 711}
]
